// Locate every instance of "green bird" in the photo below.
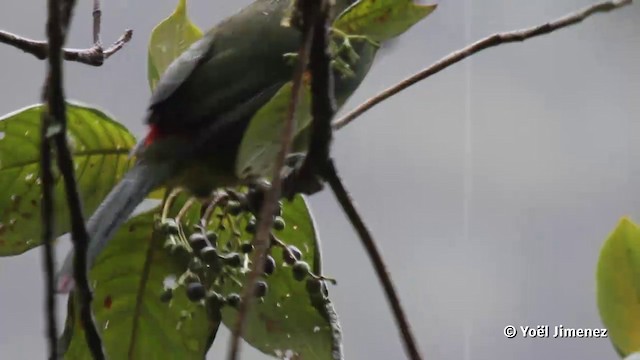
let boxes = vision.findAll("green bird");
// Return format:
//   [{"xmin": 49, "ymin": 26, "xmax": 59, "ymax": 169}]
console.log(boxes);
[{"xmin": 56, "ymin": 0, "xmax": 379, "ymax": 292}]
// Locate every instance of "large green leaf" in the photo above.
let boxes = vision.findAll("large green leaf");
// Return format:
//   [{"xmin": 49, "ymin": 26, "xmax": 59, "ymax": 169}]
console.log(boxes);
[
  {"xmin": 597, "ymin": 217, "xmax": 640, "ymax": 357},
  {"xmin": 148, "ymin": 0, "xmax": 203, "ymax": 91},
  {"xmin": 215, "ymin": 195, "xmax": 343, "ymax": 359},
  {"xmin": 235, "ymin": 82, "xmax": 313, "ymax": 180},
  {"xmin": 0, "ymin": 102, "xmax": 135, "ymax": 256},
  {"xmin": 62, "ymin": 209, "xmax": 217, "ymax": 359},
  {"xmin": 334, "ymin": 0, "xmax": 437, "ymax": 42}
]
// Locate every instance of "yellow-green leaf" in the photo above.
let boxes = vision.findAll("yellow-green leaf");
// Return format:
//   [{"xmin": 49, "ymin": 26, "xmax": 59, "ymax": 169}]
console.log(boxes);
[
  {"xmin": 597, "ymin": 217, "xmax": 640, "ymax": 356},
  {"xmin": 334, "ymin": 0, "xmax": 437, "ymax": 42},
  {"xmin": 235, "ymin": 81, "xmax": 313, "ymax": 180},
  {"xmin": 148, "ymin": 0, "xmax": 203, "ymax": 91},
  {"xmin": 0, "ymin": 102, "xmax": 136, "ymax": 256}
]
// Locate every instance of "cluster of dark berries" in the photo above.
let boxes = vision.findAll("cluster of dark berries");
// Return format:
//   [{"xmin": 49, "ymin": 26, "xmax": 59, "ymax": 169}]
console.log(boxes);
[
  {"xmin": 188, "ymin": 232, "xmax": 243, "ymax": 274},
  {"xmin": 239, "ymin": 240, "xmax": 277, "ymax": 276},
  {"xmin": 224, "ymin": 185, "xmax": 283, "ymax": 217},
  {"xmin": 244, "ymin": 214, "xmax": 286, "ymax": 234},
  {"xmin": 159, "ymin": 281, "xmax": 269, "ymax": 307}
]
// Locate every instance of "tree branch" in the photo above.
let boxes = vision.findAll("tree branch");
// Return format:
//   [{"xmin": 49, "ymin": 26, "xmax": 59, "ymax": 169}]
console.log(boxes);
[
  {"xmin": 92, "ymin": 0, "xmax": 101, "ymax": 46},
  {"xmin": 293, "ymin": 0, "xmax": 336, "ymax": 195},
  {"xmin": 332, "ymin": 0, "xmax": 633, "ymax": 130},
  {"xmin": 41, "ymin": 0, "xmax": 104, "ymax": 358},
  {"xmin": 0, "ymin": 27, "xmax": 132, "ymax": 66},
  {"xmin": 40, "ymin": 79, "xmax": 58, "ymax": 360},
  {"xmin": 324, "ymin": 159, "xmax": 423, "ymax": 360},
  {"xmin": 226, "ymin": 1, "xmax": 330, "ymax": 359}
]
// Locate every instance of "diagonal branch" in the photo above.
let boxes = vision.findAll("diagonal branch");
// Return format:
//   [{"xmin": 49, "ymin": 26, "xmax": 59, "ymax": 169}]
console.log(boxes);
[
  {"xmin": 332, "ymin": 0, "xmax": 633, "ymax": 130},
  {"xmin": 324, "ymin": 159, "xmax": 422, "ymax": 360},
  {"xmin": 226, "ymin": 1, "xmax": 331, "ymax": 359},
  {"xmin": 41, "ymin": 0, "xmax": 105, "ymax": 358}
]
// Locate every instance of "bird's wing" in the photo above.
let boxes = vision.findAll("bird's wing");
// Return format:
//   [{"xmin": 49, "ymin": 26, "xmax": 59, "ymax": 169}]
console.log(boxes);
[{"xmin": 146, "ymin": 0, "xmax": 299, "ymax": 132}]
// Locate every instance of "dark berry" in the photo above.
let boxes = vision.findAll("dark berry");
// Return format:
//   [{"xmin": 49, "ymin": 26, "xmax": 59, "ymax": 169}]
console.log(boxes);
[
  {"xmin": 188, "ymin": 257, "xmax": 204, "ymax": 271},
  {"xmin": 245, "ymin": 218, "xmax": 257, "ymax": 234},
  {"xmin": 186, "ymin": 282, "xmax": 206, "ymax": 302},
  {"xmin": 206, "ymin": 291, "xmax": 225, "ymax": 309},
  {"xmin": 292, "ymin": 261, "xmax": 310, "ymax": 281},
  {"xmin": 226, "ymin": 293, "xmax": 241, "ymax": 308},
  {"xmin": 162, "ymin": 219, "xmax": 179, "ymax": 235},
  {"xmin": 223, "ymin": 252, "xmax": 243, "ymax": 267},
  {"xmin": 189, "ymin": 233, "xmax": 208, "ymax": 252},
  {"xmin": 170, "ymin": 244, "xmax": 190, "ymax": 258},
  {"xmin": 264, "ymin": 255, "xmax": 276, "ymax": 275},
  {"xmin": 205, "ymin": 231, "xmax": 219, "ymax": 244},
  {"xmin": 183, "ymin": 272, "xmax": 200, "ymax": 284},
  {"xmin": 160, "ymin": 288, "xmax": 173, "ymax": 303},
  {"xmin": 200, "ymin": 246, "xmax": 219, "ymax": 263},
  {"xmin": 283, "ymin": 245, "xmax": 302, "ymax": 265},
  {"xmin": 273, "ymin": 216, "xmax": 285, "ymax": 231},
  {"xmin": 246, "ymin": 188, "xmax": 265, "ymax": 212},
  {"xmin": 240, "ymin": 241, "xmax": 254, "ymax": 253},
  {"xmin": 254, "ymin": 281, "xmax": 268, "ymax": 297},
  {"xmin": 227, "ymin": 200, "xmax": 243, "ymax": 216}
]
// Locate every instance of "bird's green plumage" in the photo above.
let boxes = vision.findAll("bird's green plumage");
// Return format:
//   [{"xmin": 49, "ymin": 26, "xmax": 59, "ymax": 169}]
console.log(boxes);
[
  {"xmin": 57, "ymin": 0, "xmax": 380, "ymax": 291},
  {"xmin": 145, "ymin": 0, "xmax": 376, "ymax": 194}
]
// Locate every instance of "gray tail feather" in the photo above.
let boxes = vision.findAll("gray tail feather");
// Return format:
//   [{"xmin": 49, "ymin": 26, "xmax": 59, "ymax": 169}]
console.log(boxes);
[{"xmin": 55, "ymin": 160, "xmax": 173, "ymax": 293}]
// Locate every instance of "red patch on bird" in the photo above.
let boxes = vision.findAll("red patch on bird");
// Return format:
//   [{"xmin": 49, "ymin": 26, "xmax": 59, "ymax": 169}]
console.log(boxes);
[
  {"xmin": 104, "ymin": 295, "xmax": 113, "ymax": 309},
  {"xmin": 144, "ymin": 124, "xmax": 161, "ymax": 146}
]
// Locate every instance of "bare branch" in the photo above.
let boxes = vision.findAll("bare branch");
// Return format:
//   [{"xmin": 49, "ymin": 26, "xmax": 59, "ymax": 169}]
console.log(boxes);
[
  {"xmin": 226, "ymin": 1, "xmax": 330, "ymax": 359},
  {"xmin": 40, "ymin": 83, "xmax": 58, "ymax": 360},
  {"xmin": 324, "ymin": 159, "xmax": 423, "ymax": 360},
  {"xmin": 41, "ymin": 0, "xmax": 104, "ymax": 358},
  {"xmin": 332, "ymin": 0, "xmax": 633, "ymax": 130},
  {"xmin": 0, "ymin": 28, "xmax": 132, "ymax": 66}
]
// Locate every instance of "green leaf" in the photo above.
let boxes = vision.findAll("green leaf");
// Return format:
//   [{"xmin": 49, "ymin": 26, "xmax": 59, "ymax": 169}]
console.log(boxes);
[
  {"xmin": 0, "ymin": 102, "xmax": 136, "ymax": 256},
  {"xmin": 334, "ymin": 0, "xmax": 437, "ymax": 42},
  {"xmin": 235, "ymin": 81, "xmax": 313, "ymax": 180},
  {"xmin": 216, "ymin": 195, "xmax": 343, "ymax": 360},
  {"xmin": 62, "ymin": 209, "xmax": 218, "ymax": 359},
  {"xmin": 148, "ymin": 0, "xmax": 203, "ymax": 91},
  {"xmin": 597, "ymin": 217, "xmax": 640, "ymax": 357}
]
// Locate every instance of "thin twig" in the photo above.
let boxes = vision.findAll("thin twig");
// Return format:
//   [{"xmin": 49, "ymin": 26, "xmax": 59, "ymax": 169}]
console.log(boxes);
[
  {"xmin": 92, "ymin": 0, "xmax": 101, "ymax": 46},
  {"xmin": 324, "ymin": 159, "xmax": 422, "ymax": 360},
  {"xmin": 43, "ymin": 0, "xmax": 105, "ymax": 358},
  {"xmin": 0, "ymin": 29, "xmax": 132, "ymax": 66},
  {"xmin": 332, "ymin": 0, "xmax": 633, "ymax": 130},
  {"xmin": 226, "ymin": 2, "xmax": 327, "ymax": 359}
]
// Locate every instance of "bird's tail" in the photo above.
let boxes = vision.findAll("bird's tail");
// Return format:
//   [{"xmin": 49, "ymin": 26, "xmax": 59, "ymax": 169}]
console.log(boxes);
[{"xmin": 56, "ymin": 160, "xmax": 174, "ymax": 293}]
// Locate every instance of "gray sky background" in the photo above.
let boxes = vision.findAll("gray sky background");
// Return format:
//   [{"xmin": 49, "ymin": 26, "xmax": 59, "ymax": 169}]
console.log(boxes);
[{"xmin": 1, "ymin": 0, "xmax": 639, "ymax": 359}]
